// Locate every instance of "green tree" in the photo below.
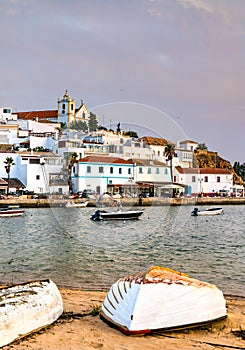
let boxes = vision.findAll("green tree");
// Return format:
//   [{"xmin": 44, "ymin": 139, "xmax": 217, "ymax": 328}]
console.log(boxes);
[
  {"xmin": 88, "ymin": 112, "xmax": 98, "ymax": 131},
  {"xmin": 70, "ymin": 120, "xmax": 88, "ymax": 132},
  {"xmin": 196, "ymin": 143, "xmax": 208, "ymax": 151},
  {"xmin": 164, "ymin": 143, "xmax": 175, "ymax": 182},
  {"xmin": 4, "ymin": 157, "xmax": 15, "ymax": 195},
  {"xmin": 234, "ymin": 161, "xmax": 245, "ymax": 181},
  {"xmin": 123, "ymin": 131, "xmax": 138, "ymax": 138}
]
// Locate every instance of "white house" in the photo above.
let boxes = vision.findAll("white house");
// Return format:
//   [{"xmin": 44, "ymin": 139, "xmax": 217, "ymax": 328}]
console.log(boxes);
[
  {"xmin": 0, "ymin": 108, "xmax": 18, "ymax": 123},
  {"xmin": 174, "ymin": 166, "xmax": 233, "ymax": 196},
  {"xmin": 72, "ymin": 155, "xmax": 134, "ymax": 195},
  {"xmin": 0, "ymin": 151, "xmax": 68, "ymax": 195}
]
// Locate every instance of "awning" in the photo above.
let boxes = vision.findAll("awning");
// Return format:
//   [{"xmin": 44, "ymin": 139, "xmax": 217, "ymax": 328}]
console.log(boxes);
[{"xmin": 161, "ymin": 184, "xmax": 185, "ymax": 190}]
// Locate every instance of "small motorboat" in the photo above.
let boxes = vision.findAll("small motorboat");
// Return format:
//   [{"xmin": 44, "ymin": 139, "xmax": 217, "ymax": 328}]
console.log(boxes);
[
  {"xmin": 100, "ymin": 265, "xmax": 227, "ymax": 335},
  {"xmin": 90, "ymin": 209, "xmax": 144, "ymax": 221},
  {"xmin": 0, "ymin": 206, "xmax": 25, "ymax": 217},
  {"xmin": 0, "ymin": 279, "xmax": 63, "ymax": 347},
  {"xmin": 191, "ymin": 207, "xmax": 223, "ymax": 216},
  {"xmin": 65, "ymin": 200, "xmax": 88, "ymax": 208}
]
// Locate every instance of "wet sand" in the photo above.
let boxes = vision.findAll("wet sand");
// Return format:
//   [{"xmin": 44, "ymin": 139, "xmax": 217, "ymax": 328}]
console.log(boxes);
[{"xmin": 2, "ymin": 288, "xmax": 245, "ymax": 350}]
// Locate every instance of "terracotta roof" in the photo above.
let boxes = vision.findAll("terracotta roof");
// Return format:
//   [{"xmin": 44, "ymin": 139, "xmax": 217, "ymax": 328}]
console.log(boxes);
[
  {"xmin": 79, "ymin": 156, "xmax": 133, "ymax": 165},
  {"xmin": 128, "ymin": 158, "xmax": 167, "ymax": 166},
  {"xmin": 139, "ymin": 137, "xmax": 170, "ymax": 146},
  {"xmin": 2, "ymin": 178, "xmax": 25, "ymax": 189},
  {"xmin": 175, "ymin": 166, "xmax": 231, "ymax": 175},
  {"xmin": 17, "ymin": 110, "xmax": 58, "ymax": 120},
  {"xmin": 179, "ymin": 140, "xmax": 198, "ymax": 144}
]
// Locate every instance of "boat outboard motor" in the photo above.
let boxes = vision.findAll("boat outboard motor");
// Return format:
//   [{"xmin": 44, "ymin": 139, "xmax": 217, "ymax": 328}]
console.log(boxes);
[
  {"xmin": 91, "ymin": 210, "xmax": 103, "ymax": 221},
  {"xmin": 191, "ymin": 207, "xmax": 199, "ymax": 216}
]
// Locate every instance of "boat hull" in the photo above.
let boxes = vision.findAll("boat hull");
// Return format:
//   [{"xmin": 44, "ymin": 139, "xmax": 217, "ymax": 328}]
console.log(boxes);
[
  {"xmin": 101, "ymin": 266, "xmax": 227, "ymax": 334},
  {"xmin": 0, "ymin": 209, "xmax": 25, "ymax": 217},
  {"xmin": 91, "ymin": 209, "xmax": 144, "ymax": 221},
  {"xmin": 191, "ymin": 208, "xmax": 223, "ymax": 216},
  {"xmin": 65, "ymin": 200, "xmax": 88, "ymax": 208},
  {"xmin": 0, "ymin": 279, "xmax": 63, "ymax": 347}
]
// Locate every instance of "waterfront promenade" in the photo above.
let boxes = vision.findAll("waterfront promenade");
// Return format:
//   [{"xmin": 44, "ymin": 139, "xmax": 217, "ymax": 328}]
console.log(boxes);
[{"xmin": 0, "ymin": 196, "xmax": 245, "ymax": 208}]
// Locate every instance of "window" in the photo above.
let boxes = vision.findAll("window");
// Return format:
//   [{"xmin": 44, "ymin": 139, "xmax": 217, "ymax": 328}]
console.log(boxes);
[
  {"xmin": 119, "ymin": 168, "xmax": 122, "ymax": 174},
  {"xmin": 110, "ymin": 167, "xmax": 113, "ymax": 174},
  {"xmin": 128, "ymin": 168, "xmax": 131, "ymax": 175},
  {"xmin": 71, "ymin": 104, "xmax": 74, "ymax": 110},
  {"xmin": 30, "ymin": 159, "xmax": 40, "ymax": 164},
  {"xmin": 36, "ymin": 175, "xmax": 40, "ymax": 180},
  {"xmin": 148, "ymin": 168, "xmax": 151, "ymax": 174},
  {"xmin": 192, "ymin": 176, "xmax": 196, "ymax": 182},
  {"xmin": 164, "ymin": 168, "xmax": 168, "ymax": 174},
  {"xmin": 139, "ymin": 167, "xmax": 143, "ymax": 174},
  {"xmin": 217, "ymin": 176, "xmax": 220, "ymax": 182},
  {"xmin": 204, "ymin": 176, "xmax": 208, "ymax": 182},
  {"xmin": 99, "ymin": 166, "xmax": 103, "ymax": 173},
  {"xmin": 87, "ymin": 166, "xmax": 91, "ymax": 173},
  {"xmin": 156, "ymin": 168, "xmax": 160, "ymax": 174}
]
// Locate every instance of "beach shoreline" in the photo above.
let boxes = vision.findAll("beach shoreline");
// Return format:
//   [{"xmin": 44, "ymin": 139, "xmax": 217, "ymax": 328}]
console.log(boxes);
[{"xmin": 2, "ymin": 287, "xmax": 245, "ymax": 350}]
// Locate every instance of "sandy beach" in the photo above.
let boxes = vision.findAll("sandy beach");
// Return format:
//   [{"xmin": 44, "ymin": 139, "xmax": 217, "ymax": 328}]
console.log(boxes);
[{"xmin": 2, "ymin": 288, "xmax": 244, "ymax": 350}]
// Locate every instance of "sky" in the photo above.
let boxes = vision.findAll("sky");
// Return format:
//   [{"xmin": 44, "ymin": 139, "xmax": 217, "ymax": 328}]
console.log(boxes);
[{"xmin": 0, "ymin": 0, "xmax": 244, "ymax": 164}]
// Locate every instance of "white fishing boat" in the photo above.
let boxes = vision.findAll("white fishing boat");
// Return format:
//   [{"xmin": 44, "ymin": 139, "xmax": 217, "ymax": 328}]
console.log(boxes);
[
  {"xmin": 191, "ymin": 207, "xmax": 223, "ymax": 216},
  {"xmin": 90, "ymin": 208, "xmax": 144, "ymax": 221},
  {"xmin": 0, "ymin": 279, "xmax": 63, "ymax": 347},
  {"xmin": 0, "ymin": 206, "xmax": 25, "ymax": 217},
  {"xmin": 65, "ymin": 200, "xmax": 88, "ymax": 208},
  {"xmin": 100, "ymin": 266, "xmax": 226, "ymax": 335}
]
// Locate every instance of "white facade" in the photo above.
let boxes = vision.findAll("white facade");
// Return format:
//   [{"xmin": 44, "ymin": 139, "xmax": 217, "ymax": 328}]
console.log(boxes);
[
  {"xmin": 0, "ymin": 108, "xmax": 18, "ymax": 123},
  {"xmin": 0, "ymin": 151, "xmax": 68, "ymax": 194},
  {"xmin": 72, "ymin": 156, "xmax": 134, "ymax": 194},
  {"xmin": 174, "ymin": 167, "xmax": 233, "ymax": 196},
  {"xmin": 132, "ymin": 159, "xmax": 171, "ymax": 184}
]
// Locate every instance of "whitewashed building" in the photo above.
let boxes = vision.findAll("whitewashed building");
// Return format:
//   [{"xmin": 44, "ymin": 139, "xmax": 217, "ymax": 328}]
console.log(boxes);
[
  {"xmin": 174, "ymin": 167, "xmax": 233, "ymax": 196},
  {"xmin": 0, "ymin": 151, "xmax": 68, "ymax": 195},
  {"xmin": 72, "ymin": 155, "xmax": 134, "ymax": 194}
]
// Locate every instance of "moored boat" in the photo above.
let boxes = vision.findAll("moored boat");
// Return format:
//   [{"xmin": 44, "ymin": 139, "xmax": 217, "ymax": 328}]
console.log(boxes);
[
  {"xmin": 0, "ymin": 206, "xmax": 25, "ymax": 217},
  {"xmin": 0, "ymin": 279, "xmax": 63, "ymax": 347},
  {"xmin": 65, "ymin": 200, "xmax": 88, "ymax": 208},
  {"xmin": 191, "ymin": 207, "xmax": 223, "ymax": 216},
  {"xmin": 100, "ymin": 266, "xmax": 227, "ymax": 335},
  {"xmin": 90, "ymin": 209, "xmax": 144, "ymax": 221}
]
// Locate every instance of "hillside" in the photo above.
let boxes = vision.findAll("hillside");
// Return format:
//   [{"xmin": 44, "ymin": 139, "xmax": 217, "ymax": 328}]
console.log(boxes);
[{"xmin": 194, "ymin": 150, "xmax": 243, "ymax": 185}]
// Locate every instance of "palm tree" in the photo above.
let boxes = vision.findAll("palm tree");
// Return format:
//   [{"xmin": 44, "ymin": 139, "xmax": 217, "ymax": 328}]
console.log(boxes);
[
  {"xmin": 164, "ymin": 143, "xmax": 175, "ymax": 182},
  {"xmin": 68, "ymin": 152, "xmax": 78, "ymax": 192},
  {"xmin": 196, "ymin": 143, "xmax": 208, "ymax": 151},
  {"xmin": 4, "ymin": 157, "xmax": 15, "ymax": 195}
]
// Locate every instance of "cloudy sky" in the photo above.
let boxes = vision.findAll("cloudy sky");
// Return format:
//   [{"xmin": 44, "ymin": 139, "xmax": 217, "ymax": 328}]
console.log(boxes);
[{"xmin": 0, "ymin": 0, "xmax": 244, "ymax": 163}]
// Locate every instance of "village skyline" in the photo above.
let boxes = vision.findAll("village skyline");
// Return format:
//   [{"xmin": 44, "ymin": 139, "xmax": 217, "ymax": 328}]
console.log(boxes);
[{"xmin": 1, "ymin": 1, "xmax": 244, "ymax": 163}]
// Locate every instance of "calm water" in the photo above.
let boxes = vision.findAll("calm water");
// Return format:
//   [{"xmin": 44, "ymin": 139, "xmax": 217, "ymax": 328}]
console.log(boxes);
[{"xmin": 0, "ymin": 204, "xmax": 244, "ymax": 296}]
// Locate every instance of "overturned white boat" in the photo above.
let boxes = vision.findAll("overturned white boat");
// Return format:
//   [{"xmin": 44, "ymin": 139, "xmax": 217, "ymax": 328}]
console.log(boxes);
[
  {"xmin": 101, "ymin": 266, "xmax": 226, "ymax": 335},
  {"xmin": 0, "ymin": 279, "xmax": 63, "ymax": 347}
]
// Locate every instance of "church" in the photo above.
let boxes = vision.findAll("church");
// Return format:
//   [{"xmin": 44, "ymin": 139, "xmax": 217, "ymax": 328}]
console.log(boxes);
[{"xmin": 17, "ymin": 90, "xmax": 96, "ymax": 128}]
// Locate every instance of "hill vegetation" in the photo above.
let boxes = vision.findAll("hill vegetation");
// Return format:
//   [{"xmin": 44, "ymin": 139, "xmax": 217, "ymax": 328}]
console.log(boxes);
[{"xmin": 194, "ymin": 150, "xmax": 243, "ymax": 185}]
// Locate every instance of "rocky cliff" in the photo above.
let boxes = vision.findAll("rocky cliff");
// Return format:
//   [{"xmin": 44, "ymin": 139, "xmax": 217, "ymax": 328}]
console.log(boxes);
[{"xmin": 194, "ymin": 150, "xmax": 243, "ymax": 185}]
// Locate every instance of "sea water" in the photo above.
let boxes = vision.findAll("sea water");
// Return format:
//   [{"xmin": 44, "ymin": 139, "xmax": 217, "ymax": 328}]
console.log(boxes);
[{"xmin": 0, "ymin": 204, "xmax": 244, "ymax": 296}]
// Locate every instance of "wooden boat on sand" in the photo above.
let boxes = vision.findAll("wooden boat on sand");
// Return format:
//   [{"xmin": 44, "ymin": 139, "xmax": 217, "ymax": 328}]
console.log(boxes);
[
  {"xmin": 0, "ymin": 279, "xmax": 63, "ymax": 347},
  {"xmin": 191, "ymin": 207, "xmax": 223, "ymax": 216},
  {"xmin": 100, "ymin": 266, "xmax": 226, "ymax": 335}
]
